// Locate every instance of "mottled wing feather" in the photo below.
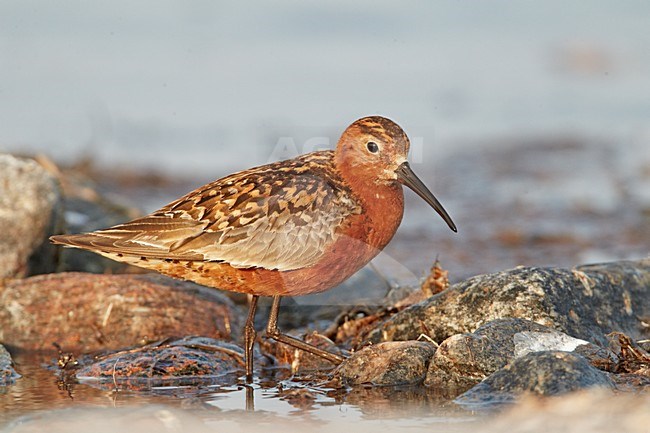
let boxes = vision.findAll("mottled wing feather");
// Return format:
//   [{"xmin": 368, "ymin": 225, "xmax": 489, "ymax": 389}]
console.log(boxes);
[{"xmin": 54, "ymin": 151, "xmax": 361, "ymax": 271}]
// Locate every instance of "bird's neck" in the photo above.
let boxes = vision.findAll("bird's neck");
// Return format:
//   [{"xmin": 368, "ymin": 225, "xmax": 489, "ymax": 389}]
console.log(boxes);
[{"xmin": 336, "ymin": 161, "xmax": 405, "ymax": 251}]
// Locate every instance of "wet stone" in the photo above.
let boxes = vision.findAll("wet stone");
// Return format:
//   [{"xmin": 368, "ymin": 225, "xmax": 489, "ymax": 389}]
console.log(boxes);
[
  {"xmin": 367, "ymin": 260, "xmax": 650, "ymax": 347},
  {"xmin": 75, "ymin": 337, "xmax": 246, "ymax": 384},
  {"xmin": 0, "ymin": 344, "xmax": 21, "ymax": 386},
  {"xmin": 0, "ymin": 273, "xmax": 243, "ymax": 352},
  {"xmin": 455, "ymin": 351, "xmax": 615, "ymax": 406},
  {"xmin": 335, "ymin": 341, "xmax": 435, "ymax": 386},
  {"xmin": 0, "ymin": 154, "xmax": 63, "ymax": 278}
]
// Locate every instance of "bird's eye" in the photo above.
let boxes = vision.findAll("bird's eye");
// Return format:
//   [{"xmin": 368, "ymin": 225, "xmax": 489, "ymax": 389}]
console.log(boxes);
[{"xmin": 366, "ymin": 141, "xmax": 379, "ymax": 153}]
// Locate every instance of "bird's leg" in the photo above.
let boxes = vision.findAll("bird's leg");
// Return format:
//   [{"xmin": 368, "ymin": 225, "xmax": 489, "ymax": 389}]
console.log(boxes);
[
  {"xmin": 265, "ymin": 295, "xmax": 346, "ymax": 365},
  {"xmin": 244, "ymin": 295, "xmax": 259, "ymax": 383}
]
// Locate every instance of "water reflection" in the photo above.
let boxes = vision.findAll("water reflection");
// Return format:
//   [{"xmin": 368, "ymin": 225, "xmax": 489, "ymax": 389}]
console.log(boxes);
[{"xmin": 1, "ymin": 352, "xmax": 475, "ymax": 427}]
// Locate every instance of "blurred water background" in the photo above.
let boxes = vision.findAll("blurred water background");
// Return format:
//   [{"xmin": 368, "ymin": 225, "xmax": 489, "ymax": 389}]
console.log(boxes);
[{"xmin": 1, "ymin": 1, "xmax": 649, "ymax": 280}]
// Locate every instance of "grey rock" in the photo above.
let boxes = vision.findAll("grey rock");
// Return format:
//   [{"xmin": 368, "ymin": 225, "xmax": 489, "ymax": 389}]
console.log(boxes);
[
  {"xmin": 514, "ymin": 330, "xmax": 620, "ymax": 373},
  {"xmin": 425, "ymin": 318, "xmax": 555, "ymax": 389},
  {"xmin": 0, "ymin": 344, "xmax": 21, "ymax": 385},
  {"xmin": 335, "ymin": 341, "xmax": 435, "ymax": 386},
  {"xmin": 0, "ymin": 154, "xmax": 63, "ymax": 278},
  {"xmin": 367, "ymin": 260, "xmax": 650, "ymax": 347},
  {"xmin": 425, "ymin": 318, "xmax": 617, "ymax": 392},
  {"xmin": 456, "ymin": 351, "xmax": 614, "ymax": 405}
]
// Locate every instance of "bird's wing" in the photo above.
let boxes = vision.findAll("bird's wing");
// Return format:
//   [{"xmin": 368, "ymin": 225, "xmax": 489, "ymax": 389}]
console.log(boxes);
[{"xmin": 52, "ymin": 152, "xmax": 362, "ymax": 271}]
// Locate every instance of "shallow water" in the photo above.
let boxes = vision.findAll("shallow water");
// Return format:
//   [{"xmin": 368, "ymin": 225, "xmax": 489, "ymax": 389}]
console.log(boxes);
[{"xmin": 1, "ymin": 353, "xmax": 478, "ymax": 430}]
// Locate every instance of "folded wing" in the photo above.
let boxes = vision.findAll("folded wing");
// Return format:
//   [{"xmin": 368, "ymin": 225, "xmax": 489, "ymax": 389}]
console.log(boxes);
[{"xmin": 51, "ymin": 152, "xmax": 361, "ymax": 271}]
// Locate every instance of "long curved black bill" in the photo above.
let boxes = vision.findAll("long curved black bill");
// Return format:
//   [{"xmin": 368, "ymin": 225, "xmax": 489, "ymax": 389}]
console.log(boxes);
[{"xmin": 396, "ymin": 162, "xmax": 457, "ymax": 232}]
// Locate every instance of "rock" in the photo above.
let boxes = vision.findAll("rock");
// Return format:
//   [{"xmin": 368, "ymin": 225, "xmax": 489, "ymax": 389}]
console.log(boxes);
[
  {"xmin": 425, "ymin": 318, "xmax": 559, "ymax": 389},
  {"xmin": 0, "ymin": 273, "xmax": 243, "ymax": 352},
  {"xmin": 425, "ymin": 318, "xmax": 618, "ymax": 393},
  {"xmin": 367, "ymin": 260, "xmax": 650, "ymax": 347},
  {"xmin": 513, "ymin": 330, "xmax": 622, "ymax": 372},
  {"xmin": 0, "ymin": 154, "xmax": 63, "ymax": 278},
  {"xmin": 75, "ymin": 337, "xmax": 247, "ymax": 386},
  {"xmin": 455, "ymin": 351, "xmax": 615, "ymax": 405},
  {"xmin": 335, "ymin": 341, "xmax": 435, "ymax": 386},
  {"xmin": 0, "ymin": 344, "xmax": 21, "ymax": 385}
]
